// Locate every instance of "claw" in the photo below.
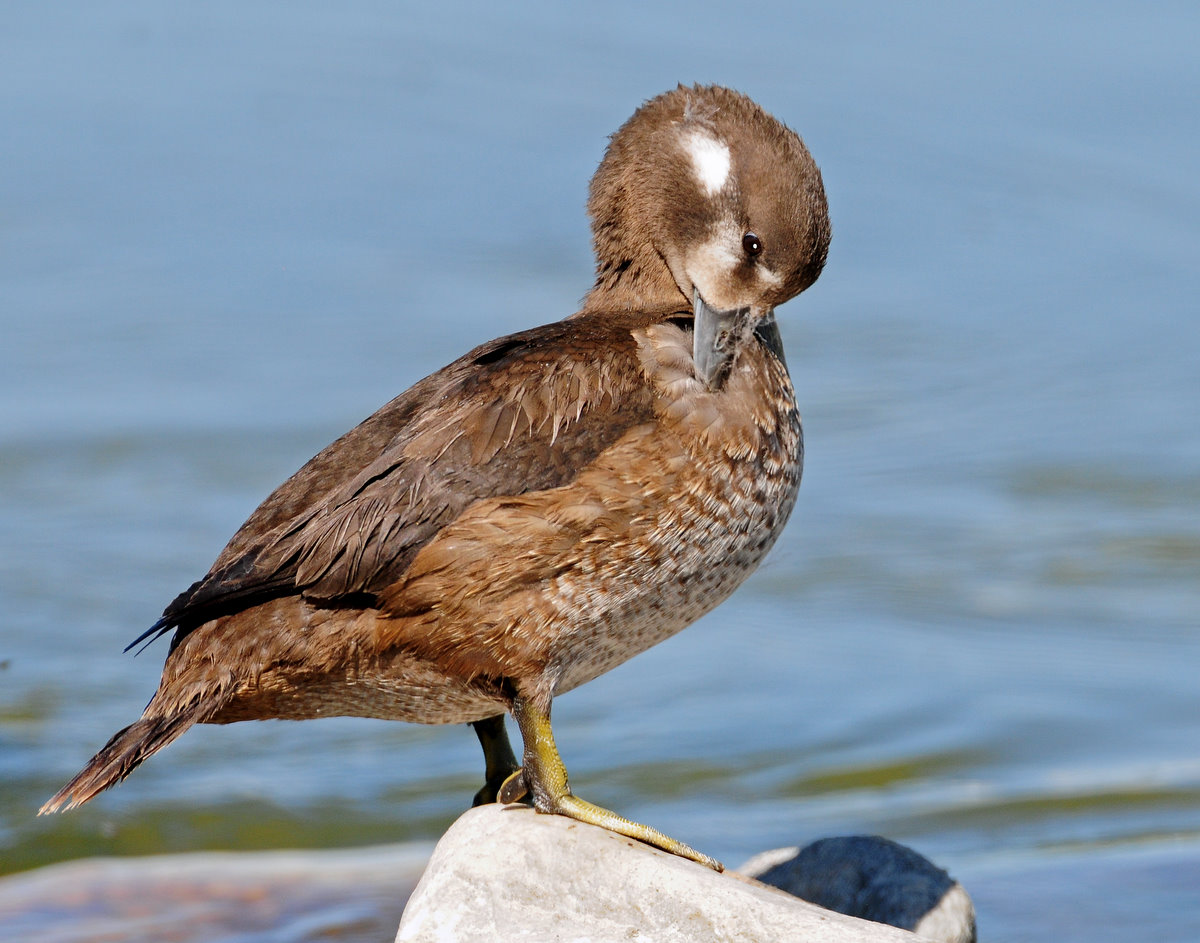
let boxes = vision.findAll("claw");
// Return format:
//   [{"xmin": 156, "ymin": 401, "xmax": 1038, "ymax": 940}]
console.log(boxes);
[{"xmin": 497, "ymin": 768, "xmax": 529, "ymax": 804}]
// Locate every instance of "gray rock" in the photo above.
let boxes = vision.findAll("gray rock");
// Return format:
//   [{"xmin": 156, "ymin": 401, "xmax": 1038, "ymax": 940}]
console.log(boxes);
[
  {"xmin": 0, "ymin": 844, "xmax": 430, "ymax": 943},
  {"xmin": 740, "ymin": 837, "xmax": 976, "ymax": 943},
  {"xmin": 396, "ymin": 805, "xmax": 925, "ymax": 942}
]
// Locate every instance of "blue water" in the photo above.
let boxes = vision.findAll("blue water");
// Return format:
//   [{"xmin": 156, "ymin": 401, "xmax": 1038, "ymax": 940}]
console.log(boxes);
[{"xmin": 2, "ymin": 2, "xmax": 1198, "ymax": 940}]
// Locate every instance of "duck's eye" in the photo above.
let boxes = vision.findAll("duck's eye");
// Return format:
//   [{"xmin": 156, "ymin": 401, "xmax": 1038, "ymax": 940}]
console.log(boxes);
[{"xmin": 742, "ymin": 232, "xmax": 763, "ymax": 257}]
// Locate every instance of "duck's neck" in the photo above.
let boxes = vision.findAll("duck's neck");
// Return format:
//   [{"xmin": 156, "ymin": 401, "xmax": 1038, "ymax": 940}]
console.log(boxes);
[{"xmin": 580, "ymin": 253, "xmax": 688, "ymax": 315}]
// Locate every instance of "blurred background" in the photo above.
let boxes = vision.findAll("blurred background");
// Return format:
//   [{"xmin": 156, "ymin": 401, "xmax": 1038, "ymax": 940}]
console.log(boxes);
[{"xmin": 2, "ymin": 1, "xmax": 1197, "ymax": 940}]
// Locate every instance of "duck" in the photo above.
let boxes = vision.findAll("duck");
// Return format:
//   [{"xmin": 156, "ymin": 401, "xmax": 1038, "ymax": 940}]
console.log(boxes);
[{"xmin": 41, "ymin": 84, "xmax": 831, "ymax": 871}]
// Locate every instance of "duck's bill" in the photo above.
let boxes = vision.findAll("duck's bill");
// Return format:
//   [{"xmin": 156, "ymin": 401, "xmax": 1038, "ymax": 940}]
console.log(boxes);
[{"xmin": 692, "ymin": 290, "xmax": 752, "ymax": 390}]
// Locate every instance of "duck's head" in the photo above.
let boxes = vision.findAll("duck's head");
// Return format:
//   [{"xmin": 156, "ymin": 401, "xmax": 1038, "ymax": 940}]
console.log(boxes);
[{"xmin": 584, "ymin": 85, "xmax": 831, "ymax": 387}]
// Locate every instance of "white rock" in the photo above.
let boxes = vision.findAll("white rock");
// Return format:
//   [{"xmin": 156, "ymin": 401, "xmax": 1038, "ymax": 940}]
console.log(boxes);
[{"xmin": 396, "ymin": 805, "xmax": 925, "ymax": 942}]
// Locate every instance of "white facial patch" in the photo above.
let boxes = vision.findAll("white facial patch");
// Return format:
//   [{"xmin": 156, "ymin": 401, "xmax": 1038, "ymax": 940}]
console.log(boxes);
[
  {"xmin": 685, "ymin": 131, "xmax": 731, "ymax": 195},
  {"xmin": 687, "ymin": 219, "xmax": 743, "ymax": 309},
  {"xmin": 687, "ymin": 218, "xmax": 784, "ymax": 310}
]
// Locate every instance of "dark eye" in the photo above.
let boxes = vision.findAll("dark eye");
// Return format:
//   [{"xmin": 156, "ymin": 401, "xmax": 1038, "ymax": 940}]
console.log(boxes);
[{"xmin": 742, "ymin": 232, "xmax": 763, "ymax": 257}]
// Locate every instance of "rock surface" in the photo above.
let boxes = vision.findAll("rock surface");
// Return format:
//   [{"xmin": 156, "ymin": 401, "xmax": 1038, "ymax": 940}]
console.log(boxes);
[{"xmin": 396, "ymin": 804, "xmax": 924, "ymax": 942}]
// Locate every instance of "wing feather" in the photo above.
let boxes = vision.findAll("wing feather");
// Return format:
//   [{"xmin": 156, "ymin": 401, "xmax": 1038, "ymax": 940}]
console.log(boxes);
[{"xmin": 149, "ymin": 311, "xmax": 664, "ymax": 649}]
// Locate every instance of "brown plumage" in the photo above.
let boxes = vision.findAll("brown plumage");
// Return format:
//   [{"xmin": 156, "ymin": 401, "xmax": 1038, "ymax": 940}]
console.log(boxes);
[{"xmin": 42, "ymin": 85, "xmax": 830, "ymax": 868}]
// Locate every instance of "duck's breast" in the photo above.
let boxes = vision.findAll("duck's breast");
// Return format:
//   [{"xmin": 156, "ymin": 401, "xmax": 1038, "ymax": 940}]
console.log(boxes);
[{"xmin": 543, "ymin": 319, "xmax": 803, "ymax": 695}]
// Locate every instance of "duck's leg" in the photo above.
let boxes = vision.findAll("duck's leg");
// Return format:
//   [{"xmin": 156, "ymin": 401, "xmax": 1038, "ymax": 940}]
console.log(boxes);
[
  {"xmin": 470, "ymin": 714, "xmax": 522, "ymax": 806},
  {"xmin": 501, "ymin": 694, "xmax": 723, "ymax": 871}
]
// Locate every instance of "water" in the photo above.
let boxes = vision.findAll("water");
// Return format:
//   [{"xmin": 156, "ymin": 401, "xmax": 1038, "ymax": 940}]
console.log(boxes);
[{"xmin": 2, "ymin": 1, "xmax": 1198, "ymax": 939}]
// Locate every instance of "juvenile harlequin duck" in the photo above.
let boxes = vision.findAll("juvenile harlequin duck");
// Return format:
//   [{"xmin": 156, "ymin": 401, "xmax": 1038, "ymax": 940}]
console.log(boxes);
[{"xmin": 42, "ymin": 85, "xmax": 830, "ymax": 870}]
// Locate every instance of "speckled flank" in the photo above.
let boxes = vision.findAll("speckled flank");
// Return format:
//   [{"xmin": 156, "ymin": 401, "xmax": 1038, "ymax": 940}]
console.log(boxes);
[{"xmin": 194, "ymin": 601, "xmax": 504, "ymax": 726}]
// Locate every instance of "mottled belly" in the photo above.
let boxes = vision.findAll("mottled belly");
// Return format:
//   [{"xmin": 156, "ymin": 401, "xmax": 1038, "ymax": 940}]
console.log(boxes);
[{"xmin": 548, "ymin": 444, "xmax": 802, "ymax": 695}]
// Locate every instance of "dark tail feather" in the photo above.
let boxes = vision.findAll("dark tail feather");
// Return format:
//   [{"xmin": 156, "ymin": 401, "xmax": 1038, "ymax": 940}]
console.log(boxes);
[{"xmin": 39, "ymin": 702, "xmax": 208, "ymax": 814}]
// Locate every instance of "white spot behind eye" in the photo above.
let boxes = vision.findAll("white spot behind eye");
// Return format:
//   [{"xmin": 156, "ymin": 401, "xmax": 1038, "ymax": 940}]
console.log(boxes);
[{"xmin": 685, "ymin": 132, "xmax": 731, "ymax": 195}]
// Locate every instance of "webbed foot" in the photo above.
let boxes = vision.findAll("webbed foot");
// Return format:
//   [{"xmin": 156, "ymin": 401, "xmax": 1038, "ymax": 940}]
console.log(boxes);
[{"xmin": 510, "ymin": 695, "xmax": 722, "ymax": 871}]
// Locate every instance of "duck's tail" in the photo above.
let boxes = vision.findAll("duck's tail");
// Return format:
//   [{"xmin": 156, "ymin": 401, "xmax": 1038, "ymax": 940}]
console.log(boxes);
[{"xmin": 39, "ymin": 700, "xmax": 212, "ymax": 814}]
